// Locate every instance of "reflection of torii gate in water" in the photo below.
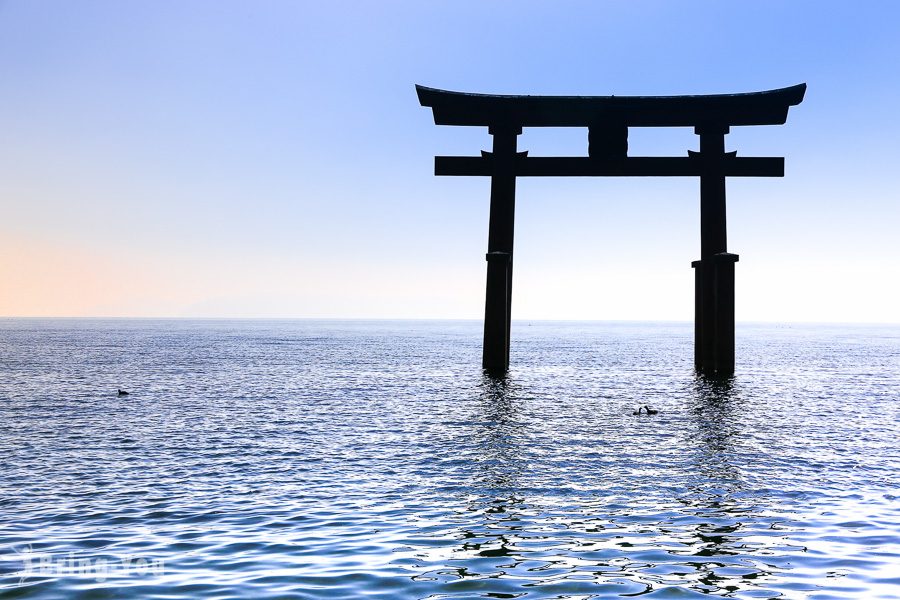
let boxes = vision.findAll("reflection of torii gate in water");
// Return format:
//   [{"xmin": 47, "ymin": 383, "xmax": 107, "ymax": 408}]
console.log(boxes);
[{"xmin": 417, "ymin": 83, "xmax": 805, "ymax": 376}]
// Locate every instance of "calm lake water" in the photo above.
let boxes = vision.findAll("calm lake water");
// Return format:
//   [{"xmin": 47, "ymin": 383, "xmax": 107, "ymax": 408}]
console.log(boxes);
[{"xmin": 1, "ymin": 319, "xmax": 899, "ymax": 599}]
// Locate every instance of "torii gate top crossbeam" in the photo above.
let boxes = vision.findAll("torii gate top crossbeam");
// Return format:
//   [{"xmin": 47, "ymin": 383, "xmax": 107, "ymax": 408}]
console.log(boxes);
[
  {"xmin": 417, "ymin": 83, "xmax": 806, "ymax": 128},
  {"xmin": 417, "ymin": 83, "xmax": 806, "ymax": 179}
]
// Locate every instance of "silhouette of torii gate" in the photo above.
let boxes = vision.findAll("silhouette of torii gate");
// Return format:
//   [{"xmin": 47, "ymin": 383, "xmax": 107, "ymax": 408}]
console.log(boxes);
[{"xmin": 417, "ymin": 83, "xmax": 805, "ymax": 376}]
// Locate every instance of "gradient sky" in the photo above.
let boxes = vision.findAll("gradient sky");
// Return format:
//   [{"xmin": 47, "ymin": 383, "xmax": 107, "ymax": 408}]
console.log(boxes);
[{"xmin": 1, "ymin": 1, "xmax": 898, "ymax": 321}]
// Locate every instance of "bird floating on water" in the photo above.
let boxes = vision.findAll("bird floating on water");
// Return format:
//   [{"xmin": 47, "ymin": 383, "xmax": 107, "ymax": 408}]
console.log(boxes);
[
  {"xmin": 117, "ymin": 389, "xmax": 129, "ymax": 396},
  {"xmin": 644, "ymin": 405, "xmax": 658, "ymax": 415},
  {"xmin": 632, "ymin": 407, "xmax": 645, "ymax": 415}
]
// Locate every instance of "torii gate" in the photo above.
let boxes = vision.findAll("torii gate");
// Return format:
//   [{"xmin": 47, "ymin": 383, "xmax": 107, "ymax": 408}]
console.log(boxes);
[{"xmin": 417, "ymin": 83, "xmax": 806, "ymax": 376}]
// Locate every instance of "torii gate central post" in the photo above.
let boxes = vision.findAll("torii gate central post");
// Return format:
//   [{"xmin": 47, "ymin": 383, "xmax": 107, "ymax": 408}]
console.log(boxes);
[{"xmin": 418, "ymin": 84, "xmax": 805, "ymax": 376}]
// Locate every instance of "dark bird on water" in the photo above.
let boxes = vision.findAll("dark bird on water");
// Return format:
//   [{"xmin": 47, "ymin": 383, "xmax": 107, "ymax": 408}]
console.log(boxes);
[
  {"xmin": 117, "ymin": 389, "xmax": 129, "ymax": 396},
  {"xmin": 644, "ymin": 406, "xmax": 658, "ymax": 415},
  {"xmin": 632, "ymin": 407, "xmax": 644, "ymax": 415}
]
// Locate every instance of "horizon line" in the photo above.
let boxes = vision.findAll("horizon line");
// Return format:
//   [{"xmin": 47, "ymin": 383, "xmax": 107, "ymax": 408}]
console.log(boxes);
[{"xmin": 1, "ymin": 316, "xmax": 898, "ymax": 326}]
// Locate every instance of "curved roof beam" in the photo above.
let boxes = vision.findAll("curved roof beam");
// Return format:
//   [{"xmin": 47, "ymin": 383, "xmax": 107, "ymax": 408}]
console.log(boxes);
[{"xmin": 416, "ymin": 83, "xmax": 806, "ymax": 128}]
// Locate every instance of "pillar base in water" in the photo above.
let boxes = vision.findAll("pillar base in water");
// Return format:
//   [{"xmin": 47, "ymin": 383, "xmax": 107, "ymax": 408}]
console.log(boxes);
[
  {"xmin": 692, "ymin": 252, "xmax": 739, "ymax": 377},
  {"xmin": 483, "ymin": 251, "xmax": 511, "ymax": 374}
]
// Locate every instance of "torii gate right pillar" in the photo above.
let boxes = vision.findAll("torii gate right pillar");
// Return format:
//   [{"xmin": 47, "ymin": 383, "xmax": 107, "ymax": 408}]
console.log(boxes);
[{"xmin": 692, "ymin": 125, "xmax": 738, "ymax": 377}]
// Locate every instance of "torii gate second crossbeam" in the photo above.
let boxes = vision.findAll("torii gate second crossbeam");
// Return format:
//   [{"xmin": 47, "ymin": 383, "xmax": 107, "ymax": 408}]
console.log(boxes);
[{"xmin": 417, "ymin": 83, "xmax": 806, "ymax": 377}]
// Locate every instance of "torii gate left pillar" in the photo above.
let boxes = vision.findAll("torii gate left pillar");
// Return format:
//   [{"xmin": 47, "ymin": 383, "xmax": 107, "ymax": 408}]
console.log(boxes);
[{"xmin": 483, "ymin": 125, "xmax": 520, "ymax": 373}]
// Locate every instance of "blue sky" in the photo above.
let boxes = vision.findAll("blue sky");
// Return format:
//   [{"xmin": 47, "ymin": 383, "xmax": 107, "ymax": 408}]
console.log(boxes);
[{"xmin": 0, "ymin": 1, "xmax": 897, "ymax": 321}]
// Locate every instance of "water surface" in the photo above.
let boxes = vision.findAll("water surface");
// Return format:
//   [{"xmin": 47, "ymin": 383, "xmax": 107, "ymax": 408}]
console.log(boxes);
[{"xmin": 1, "ymin": 319, "xmax": 899, "ymax": 598}]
